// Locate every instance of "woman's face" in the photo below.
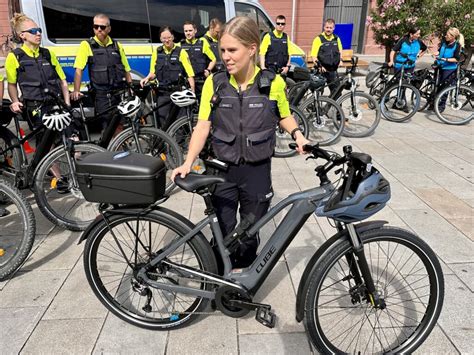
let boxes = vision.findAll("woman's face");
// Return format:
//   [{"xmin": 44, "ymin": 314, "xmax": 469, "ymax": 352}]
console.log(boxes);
[
  {"xmin": 445, "ymin": 32, "xmax": 455, "ymax": 42},
  {"xmin": 409, "ymin": 30, "xmax": 421, "ymax": 41},
  {"xmin": 220, "ymin": 33, "xmax": 256, "ymax": 76},
  {"xmin": 160, "ymin": 30, "xmax": 174, "ymax": 49},
  {"xmin": 19, "ymin": 20, "xmax": 41, "ymax": 46}
]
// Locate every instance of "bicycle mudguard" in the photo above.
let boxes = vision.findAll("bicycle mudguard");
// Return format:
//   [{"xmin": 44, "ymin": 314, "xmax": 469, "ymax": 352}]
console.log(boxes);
[{"xmin": 295, "ymin": 220, "xmax": 387, "ymax": 323}]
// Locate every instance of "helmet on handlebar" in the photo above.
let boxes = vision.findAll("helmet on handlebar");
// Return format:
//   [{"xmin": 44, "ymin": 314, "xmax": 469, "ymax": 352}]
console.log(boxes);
[
  {"xmin": 170, "ymin": 89, "xmax": 196, "ymax": 107},
  {"xmin": 316, "ymin": 168, "xmax": 391, "ymax": 223},
  {"xmin": 117, "ymin": 96, "xmax": 141, "ymax": 117},
  {"xmin": 42, "ymin": 107, "xmax": 73, "ymax": 131}
]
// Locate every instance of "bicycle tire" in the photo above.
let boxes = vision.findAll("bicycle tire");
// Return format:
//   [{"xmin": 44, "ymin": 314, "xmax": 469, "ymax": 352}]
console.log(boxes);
[
  {"xmin": 299, "ymin": 96, "xmax": 345, "ymax": 146},
  {"xmin": 274, "ymin": 105, "xmax": 309, "ymax": 158},
  {"xmin": 83, "ymin": 208, "xmax": 217, "ymax": 330},
  {"xmin": 434, "ymin": 85, "xmax": 473, "ymax": 125},
  {"xmin": 33, "ymin": 143, "xmax": 106, "ymax": 231},
  {"xmin": 336, "ymin": 91, "xmax": 381, "ymax": 138},
  {"xmin": 0, "ymin": 178, "xmax": 35, "ymax": 280},
  {"xmin": 107, "ymin": 127, "xmax": 184, "ymax": 195},
  {"xmin": 416, "ymin": 80, "xmax": 435, "ymax": 112},
  {"xmin": 0, "ymin": 126, "xmax": 23, "ymax": 179},
  {"xmin": 380, "ymin": 83, "xmax": 421, "ymax": 122},
  {"xmin": 303, "ymin": 226, "xmax": 444, "ymax": 354},
  {"xmin": 166, "ymin": 113, "xmax": 198, "ymax": 155}
]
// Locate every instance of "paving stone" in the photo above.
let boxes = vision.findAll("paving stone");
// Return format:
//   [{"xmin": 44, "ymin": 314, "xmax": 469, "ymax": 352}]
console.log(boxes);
[
  {"xmin": 42, "ymin": 259, "xmax": 107, "ymax": 320},
  {"xmin": 21, "ymin": 318, "xmax": 103, "ymax": 354},
  {"xmin": 427, "ymin": 171, "xmax": 474, "ymax": 201},
  {"xmin": 238, "ymin": 261, "xmax": 304, "ymax": 334},
  {"xmin": 286, "ymin": 222, "xmax": 326, "ymax": 250},
  {"xmin": 414, "ymin": 325, "xmax": 459, "ymax": 354},
  {"xmin": 239, "ymin": 332, "xmax": 311, "ymax": 354},
  {"xmin": 413, "ymin": 188, "xmax": 472, "ymax": 219},
  {"xmin": 0, "ymin": 270, "xmax": 69, "ymax": 308},
  {"xmin": 396, "ymin": 209, "xmax": 474, "ymax": 264},
  {"xmin": 447, "ymin": 263, "xmax": 474, "ymax": 292},
  {"xmin": 0, "ymin": 307, "xmax": 45, "ymax": 354},
  {"xmin": 437, "ymin": 275, "xmax": 474, "ymax": 354},
  {"xmin": 385, "ymin": 181, "xmax": 427, "ymax": 210},
  {"xmin": 376, "ymin": 137, "xmax": 420, "ymax": 154},
  {"xmin": 167, "ymin": 314, "xmax": 238, "ymax": 355},
  {"xmin": 93, "ymin": 313, "xmax": 168, "ymax": 354},
  {"xmin": 448, "ymin": 217, "xmax": 473, "ymax": 241}
]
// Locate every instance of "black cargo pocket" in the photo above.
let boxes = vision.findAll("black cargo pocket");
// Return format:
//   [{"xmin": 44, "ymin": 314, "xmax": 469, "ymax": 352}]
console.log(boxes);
[
  {"xmin": 211, "ymin": 130, "xmax": 238, "ymax": 163},
  {"xmin": 90, "ymin": 67, "xmax": 109, "ymax": 85},
  {"xmin": 246, "ymin": 128, "xmax": 275, "ymax": 162}
]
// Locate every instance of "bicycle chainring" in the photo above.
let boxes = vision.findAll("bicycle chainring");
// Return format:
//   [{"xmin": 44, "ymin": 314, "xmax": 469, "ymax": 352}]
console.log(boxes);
[{"xmin": 215, "ymin": 285, "xmax": 252, "ymax": 318}]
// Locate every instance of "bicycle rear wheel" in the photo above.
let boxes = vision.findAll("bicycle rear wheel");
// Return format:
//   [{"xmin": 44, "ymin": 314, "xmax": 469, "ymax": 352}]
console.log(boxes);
[
  {"xmin": 83, "ymin": 209, "xmax": 217, "ymax": 330},
  {"xmin": 336, "ymin": 91, "xmax": 381, "ymax": 138},
  {"xmin": 166, "ymin": 113, "xmax": 198, "ymax": 156},
  {"xmin": 303, "ymin": 226, "xmax": 444, "ymax": 354},
  {"xmin": 34, "ymin": 143, "xmax": 105, "ymax": 231},
  {"xmin": 300, "ymin": 96, "xmax": 345, "ymax": 146},
  {"xmin": 380, "ymin": 83, "xmax": 421, "ymax": 122},
  {"xmin": 434, "ymin": 85, "xmax": 473, "ymax": 125},
  {"xmin": 107, "ymin": 127, "xmax": 183, "ymax": 195},
  {"xmin": 274, "ymin": 105, "xmax": 309, "ymax": 157},
  {"xmin": 0, "ymin": 179, "xmax": 35, "ymax": 280}
]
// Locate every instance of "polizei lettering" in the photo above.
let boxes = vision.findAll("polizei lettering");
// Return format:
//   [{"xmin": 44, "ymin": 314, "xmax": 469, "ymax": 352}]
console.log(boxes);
[{"xmin": 256, "ymin": 245, "xmax": 277, "ymax": 273}]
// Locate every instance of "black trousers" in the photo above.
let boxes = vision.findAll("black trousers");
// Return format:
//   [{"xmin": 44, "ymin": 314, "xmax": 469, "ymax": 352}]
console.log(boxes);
[
  {"xmin": 211, "ymin": 158, "xmax": 273, "ymax": 268},
  {"xmin": 94, "ymin": 92, "xmax": 122, "ymax": 147},
  {"xmin": 322, "ymin": 70, "xmax": 339, "ymax": 96},
  {"xmin": 437, "ymin": 69, "xmax": 457, "ymax": 110}
]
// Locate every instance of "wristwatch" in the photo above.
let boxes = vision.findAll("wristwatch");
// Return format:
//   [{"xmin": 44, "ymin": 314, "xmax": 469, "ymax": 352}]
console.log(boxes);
[{"xmin": 290, "ymin": 127, "xmax": 302, "ymax": 140}]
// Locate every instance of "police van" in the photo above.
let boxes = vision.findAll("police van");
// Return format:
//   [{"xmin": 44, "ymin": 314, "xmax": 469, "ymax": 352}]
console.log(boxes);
[{"xmin": 15, "ymin": 0, "xmax": 306, "ymax": 84}]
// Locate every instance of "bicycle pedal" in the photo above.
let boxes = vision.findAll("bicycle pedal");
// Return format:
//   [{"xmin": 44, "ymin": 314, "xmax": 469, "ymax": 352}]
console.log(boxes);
[{"xmin": 255, "ymin": 306, "xmax": 276, "ymax": 328}]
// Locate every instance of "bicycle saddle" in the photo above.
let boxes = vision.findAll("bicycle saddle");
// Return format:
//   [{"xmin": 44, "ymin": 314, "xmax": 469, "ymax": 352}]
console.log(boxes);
[{"xmin": 175, "ymin": 173, "xmax": 226, "ymax": 192}]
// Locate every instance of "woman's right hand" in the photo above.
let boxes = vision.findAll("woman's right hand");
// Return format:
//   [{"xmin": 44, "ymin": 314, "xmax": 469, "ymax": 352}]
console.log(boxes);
[
  {"xmin": 171, "ymin": 162, "xmax": 193, "ymax": 181},
  {"xmin": 140, "ymin": 77, "xmax": 149, "ymax": 88},
  {"xmin": 10, "ymin": 101, "xmax": 23, "ymax": 113}
]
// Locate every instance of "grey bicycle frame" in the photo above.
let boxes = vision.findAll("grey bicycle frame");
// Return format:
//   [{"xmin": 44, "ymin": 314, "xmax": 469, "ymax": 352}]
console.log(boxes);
[{"xmin": 136, "ymin": 183, "xmax": 335, "ymax": 298}]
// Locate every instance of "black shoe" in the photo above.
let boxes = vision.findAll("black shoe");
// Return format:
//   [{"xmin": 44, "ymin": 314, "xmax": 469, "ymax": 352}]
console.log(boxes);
[
  {"xmin": 0, "ymin": 207, "xmax": 10, "ymax": 217},
  {"xmin": 56, "ymin": 177, "xmax": 71, "ymax": 194}
]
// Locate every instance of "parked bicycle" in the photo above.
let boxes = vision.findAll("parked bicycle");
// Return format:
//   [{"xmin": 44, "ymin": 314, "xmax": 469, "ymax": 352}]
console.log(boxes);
[
  {"xmin": 0, "ymin": 95, "xmax": 105, "ymax": 230},
  {"xmin": 0, "ymin": 178, "xmax": 35, "ymax": 281},
  {"xmin": 76, "ymin": 143, "xmax": 444, "ymax": 354}
]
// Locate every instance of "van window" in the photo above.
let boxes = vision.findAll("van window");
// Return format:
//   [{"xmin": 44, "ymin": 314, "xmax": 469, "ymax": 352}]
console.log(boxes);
[
  {"xmin": 43, "ymin": 0, "xmax": 150, "ymax": 42},
  {"xmin": 147, "ymin": 0, "xmax": 225, "ymax": 42},
  {"xmin": 235, "ymin": 3, "xmax": 273, "ymax": 36}
]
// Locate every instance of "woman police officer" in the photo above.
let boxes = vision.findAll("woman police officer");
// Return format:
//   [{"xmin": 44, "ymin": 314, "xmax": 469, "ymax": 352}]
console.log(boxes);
[{"xmin": 172, "ymin": 16, "xmax": 309, "ymax": 268}]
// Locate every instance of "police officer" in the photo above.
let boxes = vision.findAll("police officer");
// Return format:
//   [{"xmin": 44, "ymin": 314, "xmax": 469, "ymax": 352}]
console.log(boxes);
[
  {"xmin": 181, "ymin": 21, "xmax": 216, "ymax": 95},
  {"xmin": 311, "ymin": 18, "xmax": 343, "ymax": 95},
  {"xmin": 433, "ymin": 27, "xmax": 463, "ymax": 112},
  {"xmin": 172, "ymin": 17, "xmax": 309, "ymax": 268},
  {"xmin": 6, "ymin": 13, "xmax": 70, "ymax": 131},
  {"xmin": 202, "ymin": 18, "xmax": 224, "ymax": 73},
  {"xmin": 71, "ymin": 13, "xmax": 132, "ymax": 146},
  {"xmin": 140, "ymin": 26, "xmax": 195, "ymax": 131},
  {"xmin": 388, "ymin": 27, "xmax": 427, "ymax": 74},
  {"xmin": 259, "ymin": 15, "xmax": 292, "ymax": 74}
]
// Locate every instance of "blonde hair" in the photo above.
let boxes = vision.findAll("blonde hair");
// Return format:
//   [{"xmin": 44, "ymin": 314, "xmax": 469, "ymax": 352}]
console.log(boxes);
[
  {"xmin": 447, "ymin": 27, "xmax": 465, "ymax": 47},
  {"xmin": 10, "ymin": 13, "xmax": 35, "ymax": 36},
  {"xmin": 221, "ymin": 17, "xmax": 260, "ymax": 63}
]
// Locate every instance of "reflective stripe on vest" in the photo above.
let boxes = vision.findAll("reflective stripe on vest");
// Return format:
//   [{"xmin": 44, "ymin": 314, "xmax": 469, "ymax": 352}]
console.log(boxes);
[
  {"xmin": 154, "ymin": 46, "xmax": 183, "ymax": 88},
  {"xmin": 265, "ymin": 32, "xmax": 289, "ymax": 71},
  {"xmin": 181, "ymin": 39, "xmax": 207, "ymax": 76},
  {"xmin": 14, "ymin": 47, "xmax": 61, "ymax": 101},
  {"xmin": 88, "ymin": 38, "xmax": 127, "ymax": 90},
  {"xmin": 317, "ymin": 34, "xmax": 341, "ymax": 71},
  {"xmin": 210, "ymin": 70, "xmax": 279, "ymax": 164}
]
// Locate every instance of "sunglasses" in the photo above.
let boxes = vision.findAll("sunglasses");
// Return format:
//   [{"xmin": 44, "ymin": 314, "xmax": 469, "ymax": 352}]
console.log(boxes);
[
  {"xmin": 93, "ymin": 24, "xmax": 108, "ymax": 30},
  {"xmin": 276, "ymin": 22, "xmax": 286, "ymax": 26},
  {"xmin": 22, "ymin": 27, "xmax": 42, "ymax": 35}
]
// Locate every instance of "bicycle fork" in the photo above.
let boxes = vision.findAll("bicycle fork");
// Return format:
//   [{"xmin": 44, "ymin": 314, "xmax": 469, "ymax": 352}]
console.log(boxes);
[{"xmin": 344, "ymin": 223, "xmax": 386, "ymax": 309}]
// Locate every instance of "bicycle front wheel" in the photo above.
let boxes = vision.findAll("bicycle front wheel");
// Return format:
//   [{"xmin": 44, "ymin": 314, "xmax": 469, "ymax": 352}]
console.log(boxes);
[
  {"xmin": 0, "ymin": 126, "xmax": 23, "ymax": 179},
  {"xmin": 303, "ymin": 226, "xmax": 444, "ymax": 354},
  {"xmin": 434, "ymin": 85, "xmax": 473, "ymax": 125},
  {"xmin": 107, "ymin": 127, "xmax": 183, "ymax": 195},
  {"xmin": 34, "ymin": 143, "xmax": 106, "ymax": 231},
  {"xmin": 0, "ymin": 179, "xmax": 35, "ymax": 280},
  {"xmin": 380, "ymin": 83, "xmax": 420, "ymax": 122},
  {"xmin": 300, "ymin": 96, "xmax": 345, "ymax": 146},
  {"xmin": 83, "ymin": 209, "xmax": 217, "ymax": 330},
  {"xmin": 337, "ymin": 91, "xmax": 381, "ymax": 138},
  {"xmin": 274, "ymin": 105, "xmax": 309, "ymax": 157}
]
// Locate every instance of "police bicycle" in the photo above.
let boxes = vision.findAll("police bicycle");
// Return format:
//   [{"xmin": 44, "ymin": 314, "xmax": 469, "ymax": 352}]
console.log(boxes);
[
  {"xmin": 0, "ymin": 95, "xmax": 105, "ymax": 230},
  {"xmin": 0, "ymin": 177, "xmax": 35, "ymax": 280},
  {"xmin": 77, "ymin": 143, "xmax": 444, "ymax": 354},
  {"xmin": 73, "ymin": 86, "xmax": 183, "ymax": 195}
]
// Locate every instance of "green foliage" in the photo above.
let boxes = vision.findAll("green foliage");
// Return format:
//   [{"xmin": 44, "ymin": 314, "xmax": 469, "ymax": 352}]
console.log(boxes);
[{"xmin": 431, "ymin": 0, "xmax": 473, "ymax": 47}]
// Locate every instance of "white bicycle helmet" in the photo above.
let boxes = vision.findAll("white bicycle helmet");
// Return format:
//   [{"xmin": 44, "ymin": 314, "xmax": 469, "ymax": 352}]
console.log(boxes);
[
  {"xmin": 170, "ymin": 89, "xmax": 196, "ymax": 107},
  {"xmin": 117, "ymin": 96, "xmax": 141, "ymax": 117},
  {"xmin": 42, "ymin": 108, "xmax": 72, "ymax": 131}
]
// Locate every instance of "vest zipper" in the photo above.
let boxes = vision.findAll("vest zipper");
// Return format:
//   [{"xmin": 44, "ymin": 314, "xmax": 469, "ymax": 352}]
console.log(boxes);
[{"xmin": 238, "ymin": 86, "xmax": 246, "ymax": 162}]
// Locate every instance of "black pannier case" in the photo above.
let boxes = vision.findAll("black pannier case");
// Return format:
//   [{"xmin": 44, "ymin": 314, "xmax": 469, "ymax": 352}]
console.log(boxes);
[{"xmin": 75, "ymin": 151, "xmax": 166, "ymax": 205}]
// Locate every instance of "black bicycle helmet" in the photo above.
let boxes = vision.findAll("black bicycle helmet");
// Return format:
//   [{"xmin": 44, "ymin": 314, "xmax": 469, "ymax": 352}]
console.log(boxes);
[{"xmin": 316, "ymin": 168, "xmax": 391, "ymax": 223}]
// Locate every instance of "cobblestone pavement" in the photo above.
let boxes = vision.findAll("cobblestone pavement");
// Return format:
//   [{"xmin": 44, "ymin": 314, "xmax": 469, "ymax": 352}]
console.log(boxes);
[{"xmin": 1, "ymin": 79, "xmax": 473, "ymax": 354}]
